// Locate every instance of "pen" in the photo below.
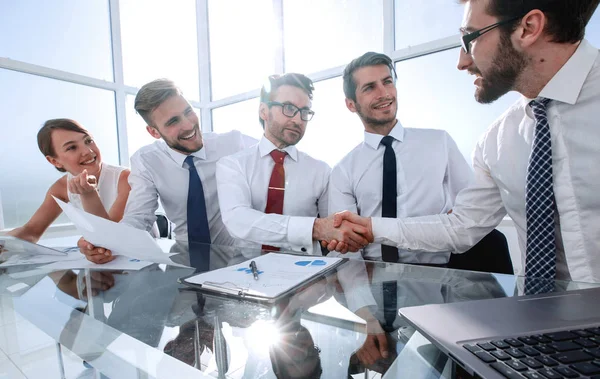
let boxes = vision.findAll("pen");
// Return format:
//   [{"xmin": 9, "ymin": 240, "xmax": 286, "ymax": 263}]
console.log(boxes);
[{"xmin": 250, "ymin": 260, "xmax": 259, "ymax": 280}]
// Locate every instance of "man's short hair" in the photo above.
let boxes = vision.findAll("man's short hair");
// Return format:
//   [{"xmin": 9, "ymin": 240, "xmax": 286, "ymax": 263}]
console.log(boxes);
[
  {"xmin": 343, "ymin": 52, "xmax": 397, "ymax": 102},
  {"xmin": 460, "ymin": 0, "xmax": 599, "ymax": 44},
  {"xmin": 259, "ymin": 73, "xmax": 314, "ymax": 128},
  {"xmin": 134, "ymin": 79, "xmax": 183, "ymax": 127}
]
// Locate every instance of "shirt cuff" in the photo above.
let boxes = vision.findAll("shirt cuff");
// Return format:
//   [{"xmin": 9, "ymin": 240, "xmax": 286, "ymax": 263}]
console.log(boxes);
[
  {"xmin": 286, "ymin": 216, "xmax": 316, "ymax": 253},
  {"xmin": 372, "ymin": 217, "xmax": 401, "ymax": 246}
]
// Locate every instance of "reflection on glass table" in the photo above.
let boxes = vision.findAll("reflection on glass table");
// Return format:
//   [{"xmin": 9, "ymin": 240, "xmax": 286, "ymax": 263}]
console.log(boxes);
[{"xmin": 3, "ymin": 241, "xmax": 598, "ymax": 379}]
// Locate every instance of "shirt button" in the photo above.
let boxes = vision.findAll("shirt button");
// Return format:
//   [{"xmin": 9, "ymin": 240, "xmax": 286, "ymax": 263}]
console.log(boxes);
[{"xmin": 301, "ymin": 247, "xmax": 307, "ymax": 252}]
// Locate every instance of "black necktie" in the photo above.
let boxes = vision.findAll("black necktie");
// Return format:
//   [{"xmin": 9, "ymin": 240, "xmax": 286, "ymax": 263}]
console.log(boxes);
[
  {"xmin": 382, "ymin": 280, "xmax": 397, "ymax": 333},
  {"xmin": 185, "ymin": 156, "xmax": 211, "ymax": 272},
  {"xmin": 381, "ymin": 136, "xmax": 399, "ymax": 262}
]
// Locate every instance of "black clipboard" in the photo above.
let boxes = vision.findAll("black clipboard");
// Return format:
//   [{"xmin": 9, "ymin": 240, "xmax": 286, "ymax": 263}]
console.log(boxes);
[{"xmin": 178, "ymin": 253, "xmax": 347, "ymax": 305}]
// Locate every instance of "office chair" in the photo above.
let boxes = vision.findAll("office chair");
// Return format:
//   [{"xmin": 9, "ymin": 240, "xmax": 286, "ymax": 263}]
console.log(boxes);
[
  {"xmin": 447, "ymin": 229, "xmax": 514, "ymax": 275},
  {"xmin": 155, "ymin": 213, "xmax": 173, "ymax": 239}
]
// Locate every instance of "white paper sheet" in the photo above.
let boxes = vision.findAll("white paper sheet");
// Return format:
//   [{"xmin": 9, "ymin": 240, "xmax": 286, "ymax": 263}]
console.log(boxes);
[
  {"xmin": 185, "ymin": 253, "xmax": 343, "ymax": 299},
  {"xmin": 41, "ymin": 255, "xmax": 154, "ymax": 271},
  {"xmin": 0, "ymin": 236, "xmax": 74, "ymax": 267},
  {"xmin": 52, "ymin": 196, "xmax": 185, "ymax": 267},
  {"xmin": 0, "ymin": 247, "xmax": 82, "ymax": 267},
  {"xmin": 0, "ymin": 236, "xmax": 67, "ymax": 256}
]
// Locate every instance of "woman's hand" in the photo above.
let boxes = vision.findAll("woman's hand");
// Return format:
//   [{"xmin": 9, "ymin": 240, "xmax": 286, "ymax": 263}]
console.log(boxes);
[{"xmin": 68, "ymin": 169, "xmax": 97, "ymax": 196}]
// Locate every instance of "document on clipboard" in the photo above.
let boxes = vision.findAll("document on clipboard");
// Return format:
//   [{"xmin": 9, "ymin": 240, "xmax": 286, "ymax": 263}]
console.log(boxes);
[{"xmin": 179, "ymin": 253, "xmax": 345, "ymax": 303}]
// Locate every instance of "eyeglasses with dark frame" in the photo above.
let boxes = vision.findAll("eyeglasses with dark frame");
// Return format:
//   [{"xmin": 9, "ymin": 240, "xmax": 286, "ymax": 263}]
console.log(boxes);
[
  {"xmin": 460, "ymin": 16, "xmax": 523, "ymax": 54},
  {"xmin": 267, "ymin": 101, "xmax": 315, "ymax": 121}
]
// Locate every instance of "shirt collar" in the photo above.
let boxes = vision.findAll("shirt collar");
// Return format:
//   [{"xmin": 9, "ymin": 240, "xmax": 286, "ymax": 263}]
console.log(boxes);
[
  {"xmin": 164, "ymin": 142, "xmax": 207, "ymax": 168},
  {"xmin": 537, "ymin": 39, "xmax": 598, "ymax": 105},
  {"xmin": 363, "ymin": 120, "xmax": 405, "ymax": 150},
  {"xmin": 258, "ymin": 136, "xmax": 298, "ymax": 162}
]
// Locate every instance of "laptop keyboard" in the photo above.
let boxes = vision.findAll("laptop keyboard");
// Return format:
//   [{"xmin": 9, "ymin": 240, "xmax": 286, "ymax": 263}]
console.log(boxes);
[{"xmin": 463, "ymin": 327, "xmax": 600, "ymax": 378}]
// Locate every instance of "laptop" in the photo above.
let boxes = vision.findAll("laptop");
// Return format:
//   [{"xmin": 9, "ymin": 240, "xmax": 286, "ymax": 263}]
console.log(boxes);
[{"xmin": 399, "ymin": 287, "xmax": 600, "ymax": 379}]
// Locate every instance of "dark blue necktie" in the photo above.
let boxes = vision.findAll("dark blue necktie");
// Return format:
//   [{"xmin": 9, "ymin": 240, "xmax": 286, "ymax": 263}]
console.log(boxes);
[
  {"xmin": 382, "ymin": 280, "xmax": 397, "ymax": 333},
  {"xmin": 185, "ymin": 155, "xmax": 211, "ymax": 272},
  {"xmin": 381, "ymin": 136, "xmax": 399, "ymax": 262},
  {"xmin": 525, "ymin": 98, "xmax": 556, "ymax": 294}
]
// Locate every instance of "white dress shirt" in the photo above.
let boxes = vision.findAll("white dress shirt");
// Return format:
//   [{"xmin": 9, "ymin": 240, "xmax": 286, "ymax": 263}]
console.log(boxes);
[
  {"xmin": 329, "ymin": 122, "xmax": 472, "ymax": 263},
  {"xmin": 372, "ymin": 40, "xmax": 600, "ymax": 283},
  {"xmin": 216, "ymin": 136, "xmax": 330, "ymax": 254},
  {"xmin": 121, "ymin": 130, "xmax": 257, "ymax": 244}
]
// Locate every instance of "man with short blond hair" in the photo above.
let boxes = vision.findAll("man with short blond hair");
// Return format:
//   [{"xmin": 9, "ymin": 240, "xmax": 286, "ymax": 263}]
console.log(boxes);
[{"xmin": 79, "ymin": 79, "xmax": 256, "ymax": 265}]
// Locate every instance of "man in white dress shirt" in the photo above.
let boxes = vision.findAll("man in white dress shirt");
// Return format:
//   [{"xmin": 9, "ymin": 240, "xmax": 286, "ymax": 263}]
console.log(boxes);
[
  {"xmin": 79, "ymin": 79, "xmax": 256, "ymax": 264},
  {"xmin": 332, "ymin": 0, "xmax": 600, "ymax": 283},
  {"xmin": 328, "ymin": 52, "xmax": 472, "ymax": 264},
  {"xmin": 216, "ymin": 73, "xmax": 371, "ymax": 254}
]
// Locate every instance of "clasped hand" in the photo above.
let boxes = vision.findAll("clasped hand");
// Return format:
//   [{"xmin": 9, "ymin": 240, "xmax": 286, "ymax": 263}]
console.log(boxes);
[{"xmin": 320, "ymin": 211, "xmax": 373, "ymax": 253}]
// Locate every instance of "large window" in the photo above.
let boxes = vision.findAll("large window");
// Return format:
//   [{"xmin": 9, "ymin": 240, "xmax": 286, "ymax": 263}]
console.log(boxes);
[
  {"xmin": 586, "ymin": 10, "xmax": 600, "ymax": 47},
  {"xmin": 0, "ymin": 70, "xmax": 118, "ymax": 229},
  {"xmin": 283, "ymin": 0, "xmax": 384, "ymax": 74},
  {"xmin": 2, "ymin": 1, "xmax": 600, "ymax": 232},
  {"xmin": 395, "ymin": 0, "xmax": 464, "ymax": 49},
  {"xmin": 120, "ymin": 0, "xmax": 199, "ymax": 100},
  {"xmin": 395, "ymin": 49, "xmax": 520, "ymax": 163},
  {"xmin": 296, "ymin": 77, "xmax": 364, "ymax": 167},
  {"xmin": 0, "ymin": 0, "xmax": 113, "ymax": 80},
  {"xmin": 212, "ymin": 98, "xmax": 262, "ymax": 140},
  {"xmin": 208, "ymin": 0, "xmax": 276, "ymax": 100}
]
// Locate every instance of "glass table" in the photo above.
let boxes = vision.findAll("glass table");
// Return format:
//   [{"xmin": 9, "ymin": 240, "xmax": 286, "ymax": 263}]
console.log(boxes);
[{"xmin": 1, "ymin": 238, "xmax": 597, "ymax": 379}]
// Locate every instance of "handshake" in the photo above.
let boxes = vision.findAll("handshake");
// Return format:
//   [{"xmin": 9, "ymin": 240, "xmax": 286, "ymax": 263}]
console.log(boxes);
[
  {"xmin": 78, "ymin": 210, "xmax": 374, "ymax": 264},
  {"xmin": 314, "ymin": 211, "xmax": 373, "ymax": 253}
]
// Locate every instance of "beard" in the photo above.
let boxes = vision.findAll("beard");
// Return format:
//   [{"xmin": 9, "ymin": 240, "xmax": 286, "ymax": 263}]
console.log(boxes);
[
  {"xmin": 161, "ymin": 124, "xmax": 203, "ymax": 154},
  {"xmin": 355, "ymin": 101, "xmax": 397, "ymax": 128},
  {"xmin": 268, "ymin": 118, "xmax": 304, "ymax": 147},
  {"xmin": 472, "ymin": 33, "xmax": 528, "ymax": 104}
]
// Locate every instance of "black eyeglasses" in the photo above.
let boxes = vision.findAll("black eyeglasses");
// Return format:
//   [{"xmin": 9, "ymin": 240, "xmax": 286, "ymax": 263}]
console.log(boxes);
[
  {"xmin": 267, "ymin": 101, "xmax": 315, "ymax": 121},
  {"xmin": 460, "ymin": 16, "xmax": 522, "ymax": 54}
]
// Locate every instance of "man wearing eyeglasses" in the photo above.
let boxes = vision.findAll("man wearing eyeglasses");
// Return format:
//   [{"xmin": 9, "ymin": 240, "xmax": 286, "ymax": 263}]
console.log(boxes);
[
  {"xmin": 216, "ymin": 73, "xmax": 372, "ymax": 254},
  {"xmin": 330, "ymin": 0, "xmax": 600, "ymax": 284}
]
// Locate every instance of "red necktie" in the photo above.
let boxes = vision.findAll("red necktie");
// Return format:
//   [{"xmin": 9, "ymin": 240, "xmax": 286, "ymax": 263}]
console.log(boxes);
[{"xmin": 262, "ymin": 150, "xmax": 287, "ymax": 252}]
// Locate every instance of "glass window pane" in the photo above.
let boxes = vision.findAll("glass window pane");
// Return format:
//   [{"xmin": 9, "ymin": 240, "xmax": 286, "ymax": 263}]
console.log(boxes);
[
  {"xmin": 395, "ymin": 0, "xmax": 464, "ymax": 49},
  {"xmin": 283, "ymin": 0, "xmax": 383, "ymax": 74},
  {"xmin": 212, "ymin": 99, "xmax": 263, "ymax": 140},
  {"xmin": 125, "ymin": 95, "xmax": 202, "ymax": 157},
  {"xmin": 0, "ymin": 70, "xmax": 118, "ymax": 229},
  {"xmin": 296, "ymin": 77, "xmax": 364, "ymax": 167},
  {"xmin": 208, "ymin": 0, "xmax": 276, "ymax": 100},
  {"xmin": 0, "ymin": 0, "xmax": 113, "ymax": 81},
  {"xmin": 395, "ymin": 48, "xmax": 520, "ymax": 163},
  {"xmin": 120, "ymin": 0, "xmax": 199, "ymax": 101},
  {"xmin": 586, "ymin": 9, "xmax": 600, "ymax": 47}
]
